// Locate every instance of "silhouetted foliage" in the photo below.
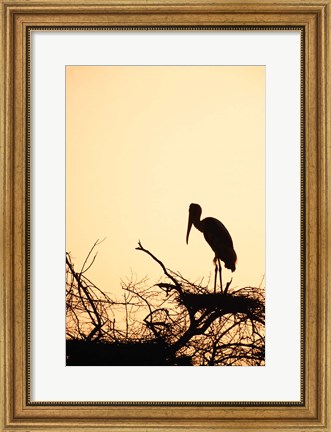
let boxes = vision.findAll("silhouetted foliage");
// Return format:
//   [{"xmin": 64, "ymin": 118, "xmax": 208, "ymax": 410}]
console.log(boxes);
[{"xmin": 66, "ymin": 241, "xmax": 265, "ymax": 366}]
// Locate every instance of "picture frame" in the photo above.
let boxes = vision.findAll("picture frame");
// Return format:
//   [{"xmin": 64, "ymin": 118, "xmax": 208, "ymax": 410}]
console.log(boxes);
[{"xmin": 1, "ymin": 0, "xmax": 330, "ymax": 430}]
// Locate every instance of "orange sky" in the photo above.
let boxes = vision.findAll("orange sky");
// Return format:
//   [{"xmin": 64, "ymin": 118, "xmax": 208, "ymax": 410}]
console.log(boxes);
[{"xmin": 66, "ymin": 66, "xmax": 265, "ymax": 297}]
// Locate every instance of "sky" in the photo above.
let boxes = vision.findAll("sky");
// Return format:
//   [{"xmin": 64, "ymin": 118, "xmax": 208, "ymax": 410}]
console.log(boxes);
[{"xmin": 66, "ymin": 66, "xmax": 265, "ymax": 298}]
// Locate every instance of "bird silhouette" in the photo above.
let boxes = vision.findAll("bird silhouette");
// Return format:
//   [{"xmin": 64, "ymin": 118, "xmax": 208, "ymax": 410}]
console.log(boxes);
[{"xmin": 186, "ymin": 203, "xmax": 237, "ymax": 293}]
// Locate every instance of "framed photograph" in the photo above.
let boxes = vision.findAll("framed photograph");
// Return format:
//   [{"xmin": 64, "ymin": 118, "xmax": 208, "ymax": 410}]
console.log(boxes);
[{"xmin": 1, "ymin": 0, "xmax": 330, "ymax": 430}]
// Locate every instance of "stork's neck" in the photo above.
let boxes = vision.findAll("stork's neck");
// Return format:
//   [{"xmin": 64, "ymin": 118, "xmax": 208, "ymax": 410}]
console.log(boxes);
[{"xmin": 192, "ymin": 216, "xmax": 204, "ymax": 233}]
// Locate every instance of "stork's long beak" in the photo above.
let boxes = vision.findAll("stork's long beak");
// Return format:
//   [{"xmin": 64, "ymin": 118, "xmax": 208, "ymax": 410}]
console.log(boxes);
[{"xmin": 186, "ymin": 214, "xmax": 193, "ymax": 244}]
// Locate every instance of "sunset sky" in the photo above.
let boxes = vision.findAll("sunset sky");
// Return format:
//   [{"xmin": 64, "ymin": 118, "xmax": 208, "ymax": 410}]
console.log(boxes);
[{"xmin": 66, "ymin": 66, "xmax": 265, "ymax": 297}]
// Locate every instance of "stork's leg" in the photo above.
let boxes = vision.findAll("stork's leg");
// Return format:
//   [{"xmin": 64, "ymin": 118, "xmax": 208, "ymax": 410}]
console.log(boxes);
[
  {"xmin": 218, "ymin": 259, "xmax": 223, "ymax": 293},
  {"xmin": 214, "ymin": 263, "xmax": 218, "ymax": 294}
]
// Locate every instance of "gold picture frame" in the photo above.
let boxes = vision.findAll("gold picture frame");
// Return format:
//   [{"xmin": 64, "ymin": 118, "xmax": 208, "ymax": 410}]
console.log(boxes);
[{"xmin": 1, "ymin": 0, "xmax": 330, "ymax": 430}]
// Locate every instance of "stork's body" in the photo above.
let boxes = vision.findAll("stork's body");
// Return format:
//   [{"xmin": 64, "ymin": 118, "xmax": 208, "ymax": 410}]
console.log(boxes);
[{"xmin": 186, "ymin": 203, "xmax": 237, "ymax": 293}]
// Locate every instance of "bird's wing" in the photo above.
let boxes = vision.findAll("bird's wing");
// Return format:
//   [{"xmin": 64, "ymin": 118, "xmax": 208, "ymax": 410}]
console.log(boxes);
[{"xmin": 202, "ymin": 217, "xmax": 234, "ymax": 252}]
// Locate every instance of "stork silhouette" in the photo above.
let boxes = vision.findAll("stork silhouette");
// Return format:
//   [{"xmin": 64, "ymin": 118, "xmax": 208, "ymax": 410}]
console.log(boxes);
[{"xmin": 186, "ymin": 203, "xmax": 237, "ymax": 294}]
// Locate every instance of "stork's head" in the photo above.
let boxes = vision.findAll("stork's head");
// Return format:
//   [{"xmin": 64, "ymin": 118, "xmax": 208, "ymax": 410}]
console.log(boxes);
[{"xmin": 186, "ymin": 203, "xmax": 202, "ymax": 244}]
